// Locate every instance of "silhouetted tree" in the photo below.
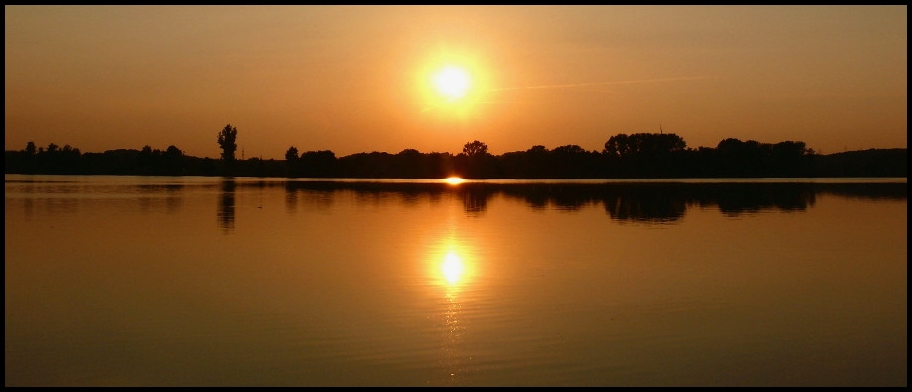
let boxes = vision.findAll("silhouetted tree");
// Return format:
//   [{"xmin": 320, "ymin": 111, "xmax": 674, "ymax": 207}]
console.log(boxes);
[
  {"xmin": 217, "ymin": 124, "xmax": 238, "ymax": 161},
  {"xmin": 138, "ymin": 145, "xmax": 155, "ymax": 174},
  {"xmin": 284, "ymin": 146, "xmax": 301, "ymax": 177},
  {"xmin": 61, "ymin": 145, "xmax": 79, "ymax": 155},
  {"xmin": 161, "ymin": 145, "xmax": 184, "ymax": 175},
  {"xmin": 528, "ymin": 145, "xmax": 548, "ymax": 154},
  {"xmin": 769, "ymin": 141, "xmax": 813, "ymax": 176},
  {"xmin": 603, "ymin": 134, "xmax": 631, "ymax": 158},
  {"xmin": 285, "ymin": 146, "xmax": 299, "ymax": 161},
  {"xmin": 603, "ymin": 133, "xmax": 685, "ymax": 158},
  {"xmin": 392, "ymin": 149, "xmax": 428, "ymax": 178},
  {"xmin": 552, "ymin": 144, "xmax": 587, "ymax": 155},
  {"xmin": 458, "ymin": 140, "xmax": 500, "ymax": 178},
  {"xmin": 165, "ymin": 145, "xmax": 182, "ymax": 156},
  {"xmin": 300, "ymin": 150, "xmax": 337, "ymax": 177},
  {"xmin": 25, "ymin": 141, "xmax": 37, "ymax": 155},
  {"xmin": 463, "ymin": 140, "xmax": 489, "ymax": 157},
  {"xmin": 550, "ymin": 144, "xmax": 602, "ymax": 178}
]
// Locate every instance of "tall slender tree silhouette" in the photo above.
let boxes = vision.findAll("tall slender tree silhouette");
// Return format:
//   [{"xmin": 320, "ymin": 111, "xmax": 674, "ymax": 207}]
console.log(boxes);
[{"xmin": 217, "ymin": 124, "xmax": 238, "ymax": 161}]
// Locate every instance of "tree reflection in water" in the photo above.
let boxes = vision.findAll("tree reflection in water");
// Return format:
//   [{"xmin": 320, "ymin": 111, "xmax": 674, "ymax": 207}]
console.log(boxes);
[
  {"xmin": 281, "ymin": 179, "xmax": 905, "ymax": 224},
  {"xmin": 217, "ymin": 177, "xmax": 236, "ymax": 233}
]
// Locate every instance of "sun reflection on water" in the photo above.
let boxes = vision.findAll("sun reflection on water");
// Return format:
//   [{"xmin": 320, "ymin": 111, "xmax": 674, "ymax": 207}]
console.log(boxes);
[
  {"xmin": 430, "ymin": 235, "xmax": 475, "ymax": 292},
  {"xmin": 428, "ymin": 233, "xmax": 478, "ymax": 385},
  {"xmin": 444, "ymin": 177, "xmax": 465, "ymax": 185},
  {"xmin": 442, "ymin": 252, "xmax": 465, "ymax": 286}
]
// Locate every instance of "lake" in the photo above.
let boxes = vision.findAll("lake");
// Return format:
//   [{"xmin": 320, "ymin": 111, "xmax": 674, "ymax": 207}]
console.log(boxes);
[{"xmin": 4, "ymin": 174, "xmax": 907, "ymax": 386}]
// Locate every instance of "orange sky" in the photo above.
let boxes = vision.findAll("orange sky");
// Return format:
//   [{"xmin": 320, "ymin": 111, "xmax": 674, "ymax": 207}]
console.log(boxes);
[{"xmin": 5, "ymin": 5, "xmax": 907, "ymax": 159}]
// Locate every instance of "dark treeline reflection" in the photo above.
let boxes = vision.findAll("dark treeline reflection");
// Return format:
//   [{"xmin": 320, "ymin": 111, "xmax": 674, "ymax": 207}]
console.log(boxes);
[
  {"xmin": 10, "ymin": 177, "xmax": 904, "ymax": 225},
  {"xmin": 137, "ymin": 183, "xmax": 185, "ymax": 214},
  {"xmin": 7, "ymin": 178, "xmax": 190, "ymax": 218},
  {"xmin": 281, "ymin": 180, "xmax": 907, "ymax": 223}
]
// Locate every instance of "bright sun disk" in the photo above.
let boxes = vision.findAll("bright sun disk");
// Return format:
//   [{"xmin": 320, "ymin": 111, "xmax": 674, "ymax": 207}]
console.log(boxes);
[{"xmin": 432, "ymin": 66, "xmax": 471, "ymax": 101}]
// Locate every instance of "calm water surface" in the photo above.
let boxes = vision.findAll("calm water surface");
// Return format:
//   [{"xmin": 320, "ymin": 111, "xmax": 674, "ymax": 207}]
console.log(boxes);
[{"xmin": 5, "ymin": 175, "xmax": 907, "ymax": 386}]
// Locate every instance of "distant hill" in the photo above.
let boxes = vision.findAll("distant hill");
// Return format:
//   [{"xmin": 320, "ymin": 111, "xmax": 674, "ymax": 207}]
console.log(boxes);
[{"xmin": 811, "ymin": 148, "xmax": 907, "ymax": 178}]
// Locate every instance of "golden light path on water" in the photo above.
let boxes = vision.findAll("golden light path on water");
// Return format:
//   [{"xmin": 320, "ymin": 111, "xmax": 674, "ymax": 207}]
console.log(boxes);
[
  {"xmin": 425, "ymin": 190, "xmax": 478, "ymax": 385},
  {"xmin": 437, "ymin": 238, "xmax": 470, "ymax": 385}
]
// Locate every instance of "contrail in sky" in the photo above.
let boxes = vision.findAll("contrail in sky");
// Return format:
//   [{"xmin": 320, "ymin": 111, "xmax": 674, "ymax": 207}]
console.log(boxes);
[
  {"xmin": 486, "ymin": 75, "xmax": 714, "ymax": 92},
  {"xmin": 421, "ymin": 75, "xmax": 715, "ymax": 111}
]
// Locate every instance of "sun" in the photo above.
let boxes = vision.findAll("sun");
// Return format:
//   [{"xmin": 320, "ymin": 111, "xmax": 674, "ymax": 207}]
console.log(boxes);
[
  {"xmin": 432, "ymin": 65, "xmax": 471, "ymax": 102},
  {"xmin": 415, "ymin": 53, "xmax": 491, "ymax": 117}
]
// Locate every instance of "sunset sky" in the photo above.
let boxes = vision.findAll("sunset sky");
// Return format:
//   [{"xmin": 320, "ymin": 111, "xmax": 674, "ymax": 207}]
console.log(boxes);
[{"xmin": 5, "ymin": 5, "xmax": 907, "ymax": 159}]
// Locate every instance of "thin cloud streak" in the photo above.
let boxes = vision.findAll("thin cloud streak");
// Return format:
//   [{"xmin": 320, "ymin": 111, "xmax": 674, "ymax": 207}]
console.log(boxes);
[
  {"xmin": 419, "ymin": 76, "xmax": 717, "ymax": 112},
  {"xmin": 487, "ymin": 75, "xmax": 716, "ymax": 92},
  {"xmin": 420, "ymin": 76, "xmax": 715, "ymax": 112}
]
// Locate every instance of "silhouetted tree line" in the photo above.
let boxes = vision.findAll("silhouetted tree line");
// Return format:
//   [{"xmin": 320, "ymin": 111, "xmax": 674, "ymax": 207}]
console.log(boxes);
[{"xmin": 5, "ymin": 129, "xmax": 906, "ymax": 178}]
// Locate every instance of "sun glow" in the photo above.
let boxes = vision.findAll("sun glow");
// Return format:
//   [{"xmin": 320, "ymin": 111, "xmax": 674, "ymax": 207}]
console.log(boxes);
[
  {"xmin": 428, "ymin": 235, "xmax": 476, "ymax": 291},
  {"xmin": 444, "ymin": 177, "xmax": 465, "ymax": 185},
  {"xmin": 416, "ymin": 52, "xmax": 491, "ymax": 117},
  {"xmin": 433, "ymin": 66, "xmax": 471, "ymax": 101}
]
